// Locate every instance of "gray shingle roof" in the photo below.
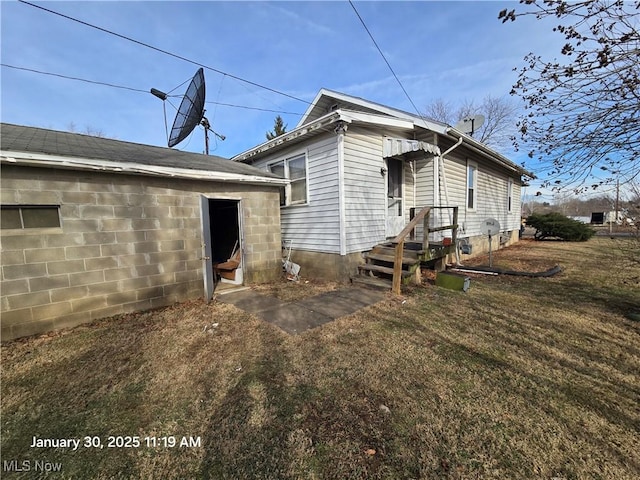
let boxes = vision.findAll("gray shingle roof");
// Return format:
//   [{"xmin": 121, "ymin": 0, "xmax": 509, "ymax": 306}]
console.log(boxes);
[{"xmin": 0, "ymin": 123, "xmax": 278, "ymax": 179}]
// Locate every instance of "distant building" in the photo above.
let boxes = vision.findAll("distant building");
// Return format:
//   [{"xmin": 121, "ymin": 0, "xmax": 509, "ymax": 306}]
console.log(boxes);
[
  {"xmin": 569, "ymin": 216, "xmax": 591, "ymax": 224},
  {"xmin": 591, "ymin": 211, "xmax": 625, "ymax": 225}
]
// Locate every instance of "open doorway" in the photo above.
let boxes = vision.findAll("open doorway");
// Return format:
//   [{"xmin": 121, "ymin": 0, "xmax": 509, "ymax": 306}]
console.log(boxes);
[{"xmin": 200, "ymin": 197, "xmax": 243, "ymax": 301}]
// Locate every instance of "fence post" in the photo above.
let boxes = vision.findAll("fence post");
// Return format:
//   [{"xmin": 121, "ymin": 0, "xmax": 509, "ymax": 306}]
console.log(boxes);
[
  {"xmin": 423, "ymin": 210, "xmax": 430, "ymax": 251},
  {"xmin": 392, "ymin": 239, "xmax": 404, "ymax": 295},
  {"xmin": 452, "ymin": 206, "xmax": 458, "ymax": 243}
]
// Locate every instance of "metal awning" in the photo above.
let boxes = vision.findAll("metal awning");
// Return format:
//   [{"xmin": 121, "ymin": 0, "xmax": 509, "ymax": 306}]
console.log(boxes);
[{"xmin": 383, "ymin": 137, "xmax": 441, "ymax": 158}]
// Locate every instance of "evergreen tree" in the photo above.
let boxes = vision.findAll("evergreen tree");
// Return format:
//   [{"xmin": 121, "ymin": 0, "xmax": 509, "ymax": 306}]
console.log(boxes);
[{"xmin": 266, "ymin": 115, "xmax": 287, "ymax": 140}]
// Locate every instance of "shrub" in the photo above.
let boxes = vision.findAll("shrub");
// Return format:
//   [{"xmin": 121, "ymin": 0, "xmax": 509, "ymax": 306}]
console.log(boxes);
[{"xmin": 526, "ymin": 212, "xmax": 595, "ymax": 241}]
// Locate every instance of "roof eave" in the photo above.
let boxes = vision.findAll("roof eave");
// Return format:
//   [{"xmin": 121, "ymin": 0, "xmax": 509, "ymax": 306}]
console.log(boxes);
[
  {"xmin": 0, "ymin": 151, "xmax": 288, "ymax": 186},
  {"xmin": 297, "ymin": 88, "xmax": 331, "ymax": 128},
  {"xmin": 232, "ymin": 110, "xmax": 344, "ymax": 163},
  {"xmin": 299, "ymin": 89, "xmax": 450, "ymax": 133},
  {"xmin": 445, "ymin": 127, "xmax": 536, "ymax": 179},
  {"xmin": 232, "ymin": 109, "xmax": 425, "ymax": 163}
]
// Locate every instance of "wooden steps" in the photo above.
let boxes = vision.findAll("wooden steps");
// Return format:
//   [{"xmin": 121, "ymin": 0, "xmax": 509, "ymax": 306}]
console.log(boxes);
[
  {"xmin": 351, "ymin": 274, "xmax": 395, "ymax": 290},
  {"xmin": 352, "ymin": 242, "xmax": 422, "ymax": 290},
  {"xmin": 364, "ymin": 252, "xmax": 416, "ymax": 266}
]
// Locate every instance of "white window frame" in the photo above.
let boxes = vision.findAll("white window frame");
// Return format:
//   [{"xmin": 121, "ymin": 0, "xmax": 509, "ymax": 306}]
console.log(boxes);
[
  {"xmin": 466, "ymin": 160, "xmax": 478, "ymax": 211},
  {"xmin": 267, "ymin": 152, "xmax": 308, "ymax": 207},
  {"xmin": 507, "ymin": 178, "xmax": 514, "ymax": 213}
]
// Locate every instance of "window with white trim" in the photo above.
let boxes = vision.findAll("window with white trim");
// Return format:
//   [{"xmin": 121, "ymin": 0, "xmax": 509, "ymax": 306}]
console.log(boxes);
[
  {"xmin": 268, "ymin": 153, "xmax": 307, "ymax": 206},
  {"xmin": 1, "ymin": 205, "xmax": 61, "ymax": 229},
  {"xmin": 466, "ymin": 161, "xmax": 478, "ymax": 210},
  {"xmin": 507, "ymin": 178, "xmax": 514, "ymax": 213}
]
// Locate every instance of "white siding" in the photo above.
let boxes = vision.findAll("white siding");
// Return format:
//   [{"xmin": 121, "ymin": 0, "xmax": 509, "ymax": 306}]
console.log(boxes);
[
  {"xmin": 250, "ymin": 133, "xmax": 341, "ymax": 253},
  {"xmin": 414, "ymin": 156, "xmax": 436, "ymax": 238},
  {"xmin": 414, "ymin": 156, "xmax": 434, "ymax": 209},
  {"xmin": 477, "ymin": 162, "xmax": 522, "ymax": 233},
  {"xmin": 440, "ymin": 150, "xmax": 522, "ymax": 238},
  {"xmin": 342, "ymin": 127, "xmax": 386, "ymax": 252},
  {"xmin": 245, "ymin": 127, "xmax": 525, "ymax": 257}
]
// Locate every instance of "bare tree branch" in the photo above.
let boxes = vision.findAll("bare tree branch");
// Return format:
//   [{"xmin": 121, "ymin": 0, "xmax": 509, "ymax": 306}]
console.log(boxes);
[
  {"xmin": 423, "ymin": 95, "xmax": 518, "ymax": 151},
  {"xmin": 500, "ymin": 0, "xmax": 640, "ymax": 192}
]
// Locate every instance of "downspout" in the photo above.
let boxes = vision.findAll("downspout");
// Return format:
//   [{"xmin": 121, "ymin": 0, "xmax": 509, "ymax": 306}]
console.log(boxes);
[
  {"xmin": 438, "ymin": 134, "xmax": 463, "ymax": 264},
  {"xmin": 335, "ymin": 121, "xmax": 348, "ymax": 256}
]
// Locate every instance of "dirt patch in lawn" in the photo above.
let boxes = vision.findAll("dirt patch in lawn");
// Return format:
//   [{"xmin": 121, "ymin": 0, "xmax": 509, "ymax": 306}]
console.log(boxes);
[{"xmin": 461, "ymin": 238, "xmax": 560, "ymax": 272}]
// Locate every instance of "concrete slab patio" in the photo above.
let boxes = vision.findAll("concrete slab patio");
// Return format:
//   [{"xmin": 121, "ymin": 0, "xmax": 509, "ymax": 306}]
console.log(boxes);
[{"xmin": 218, "ymin": 287, "xmax": 386, "ymax": 334}]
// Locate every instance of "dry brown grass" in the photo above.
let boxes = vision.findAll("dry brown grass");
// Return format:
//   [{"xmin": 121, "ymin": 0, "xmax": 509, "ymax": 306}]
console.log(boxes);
[{"xmin": 2, "ymin": 238, "xmax": 639, "ymax": 479}]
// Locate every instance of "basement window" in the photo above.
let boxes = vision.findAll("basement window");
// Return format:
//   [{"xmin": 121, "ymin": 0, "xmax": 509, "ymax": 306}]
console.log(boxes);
[{"xmin": 1, "ymin": 205, "xmax": 61, "ymax": 229}]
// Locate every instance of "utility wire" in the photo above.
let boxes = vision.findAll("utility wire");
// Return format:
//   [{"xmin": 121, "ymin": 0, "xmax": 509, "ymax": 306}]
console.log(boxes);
[
  {"xmin": 1, "ymin": 63, "xmax": 148, "ymax": 93},
  {"xmin": 18, "ymin": 0, "xmax": 312, "ymax": 105},
  {"xmin": 205, "ymin": 101, "xmax": 302, "ymax": 116},
  {"xmin": 348, "ymin": 0, "xmax": 425, "ymax": 122},
  {"xmin": 1, "ymin": 63, "xmax": 303, "ymax": 116}
]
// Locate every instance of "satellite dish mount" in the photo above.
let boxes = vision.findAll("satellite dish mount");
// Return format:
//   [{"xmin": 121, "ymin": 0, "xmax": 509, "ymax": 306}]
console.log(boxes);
[
  {"xmin": 150, "ymin": 68, "xmax": 225, "ymax": 155},
  {"xmin": 480, "ymin": 218, "xmax": 501, "ymax": 267}
]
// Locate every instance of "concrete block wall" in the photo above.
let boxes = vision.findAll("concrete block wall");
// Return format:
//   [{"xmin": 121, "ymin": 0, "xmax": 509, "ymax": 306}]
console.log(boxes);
[{"xmin": 1, "ymin": 165, "xmax": 282, "ymax": 340}]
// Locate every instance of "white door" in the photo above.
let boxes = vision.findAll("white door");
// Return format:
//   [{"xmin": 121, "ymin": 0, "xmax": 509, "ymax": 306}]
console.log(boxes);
[
  {"xmin": 199, "ymin": 196, "xmax": 214, "ymax": 302},
  {"xmin": 386, "ymin": 158, "xmax": 405, "ymax": 237}
]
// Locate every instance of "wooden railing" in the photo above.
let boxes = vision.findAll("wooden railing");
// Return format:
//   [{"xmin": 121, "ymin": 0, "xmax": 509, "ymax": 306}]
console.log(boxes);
[
  {"xmin": 391, "ymin": 206, "xmax": 431, "ymax": 294},
  {"xmin": 391, "ymin": 206, "xmax": 459, "ymax": 294}
]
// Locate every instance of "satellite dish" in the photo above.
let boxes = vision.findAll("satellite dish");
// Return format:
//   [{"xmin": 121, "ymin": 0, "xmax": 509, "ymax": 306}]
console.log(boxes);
[
  {"xmin": 168, "ymin": 68, "xmax": 206, "ymax": 148},
  {"xmin": 454, "ymin": 114, "xmax": 485, "ymax": 137},
  {"xmin": 150, "ymin": 68, "xmax": 224, "ymax": 155},
  {"xmin": 480, "ymin": 218, "xmax": 501, "ymax": 236}
]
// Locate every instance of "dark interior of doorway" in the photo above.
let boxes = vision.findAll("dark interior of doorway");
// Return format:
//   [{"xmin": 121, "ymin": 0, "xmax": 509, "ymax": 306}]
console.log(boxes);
[{"xmin": 209, "ymin": 199, "xmax": 240, "ymax": 266}]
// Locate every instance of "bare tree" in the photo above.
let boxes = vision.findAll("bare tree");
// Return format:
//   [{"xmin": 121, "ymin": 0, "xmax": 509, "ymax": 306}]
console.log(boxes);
[
  {"xmin": 423, "ymin": 95, "xmax": 518, "ymax": 151},
  {"xmin": 66, "ymin": 122, "xmax": 108, "ymax": 138},
  {"xmin": 499, "ymin": 0, "xmax": 640, "ymax": 192},
  {"xmin": 423, "ymin": 98, "xmax": 453, "ymax": 125}
]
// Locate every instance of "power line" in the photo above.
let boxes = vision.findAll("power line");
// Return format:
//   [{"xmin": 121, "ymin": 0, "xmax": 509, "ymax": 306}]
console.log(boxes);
[
  {"xmin": 2, "ymin": 63, "xmax": 303, "ymax": 116},
  {"xmin": 348, "ymin": 0, "xmax": 424, "ymax": 121},
  {"xmin": 1, "ymin": 63, "xmax": 148, "ymax": 93},
  {"xmin": 18, "ymin": 0, "xmax": 312, "ymax": 105},
  {"xmin": 205, "ymin": 101, "xmax": 302, "ymax": 116}
]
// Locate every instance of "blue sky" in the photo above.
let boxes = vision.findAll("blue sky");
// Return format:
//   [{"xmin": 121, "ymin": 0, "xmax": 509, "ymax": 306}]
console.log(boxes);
[{"xmin": 1, "ymin": 0, "xmax": 566, "ymax": 196}]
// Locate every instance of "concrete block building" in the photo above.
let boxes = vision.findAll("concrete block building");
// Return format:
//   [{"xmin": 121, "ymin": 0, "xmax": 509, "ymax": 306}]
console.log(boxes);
[{"xmin": 0, "ymin": 123, "xmax": 286, "ymax": 340}]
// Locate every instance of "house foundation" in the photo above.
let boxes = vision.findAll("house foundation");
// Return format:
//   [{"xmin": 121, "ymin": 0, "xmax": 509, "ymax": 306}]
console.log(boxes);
[{"xmin": 286, "ymin": 250, "xmax": 365, "ymax": 282}]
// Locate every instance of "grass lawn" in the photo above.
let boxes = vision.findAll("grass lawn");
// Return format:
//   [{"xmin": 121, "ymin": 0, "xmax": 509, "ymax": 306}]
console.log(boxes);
[{"xmin": 2, "ymin": 238, "xmax": 639, "ymax": 479}]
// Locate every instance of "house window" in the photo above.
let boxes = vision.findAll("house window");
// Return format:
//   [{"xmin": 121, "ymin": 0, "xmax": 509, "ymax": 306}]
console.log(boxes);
[
  {"xmin": 269, "ymin": 153, "xmax": 307, "ymax": 206},
  {"xmin": 466, "ymin": 161, "xmax": 478, "ymax": 210},
  {"xmin": 507, "ymin": 178, "xmax": 514, "ymax": 213},
  {"xmin": 1, "ymin": 205, "xmax": 61, "ymax": 229}
]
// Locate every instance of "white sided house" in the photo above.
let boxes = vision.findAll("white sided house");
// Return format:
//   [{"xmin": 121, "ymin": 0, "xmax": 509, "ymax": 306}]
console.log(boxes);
[{"xmin": 233, "ymin": 89, "xmax": 534, "ymax": 282}]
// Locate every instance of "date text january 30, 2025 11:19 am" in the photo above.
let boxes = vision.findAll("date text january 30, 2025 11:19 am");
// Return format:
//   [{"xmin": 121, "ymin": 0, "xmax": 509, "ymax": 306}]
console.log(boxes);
[{"xmin": 30, "ymin": 435, "xmax": 202, "ymax": 450}]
